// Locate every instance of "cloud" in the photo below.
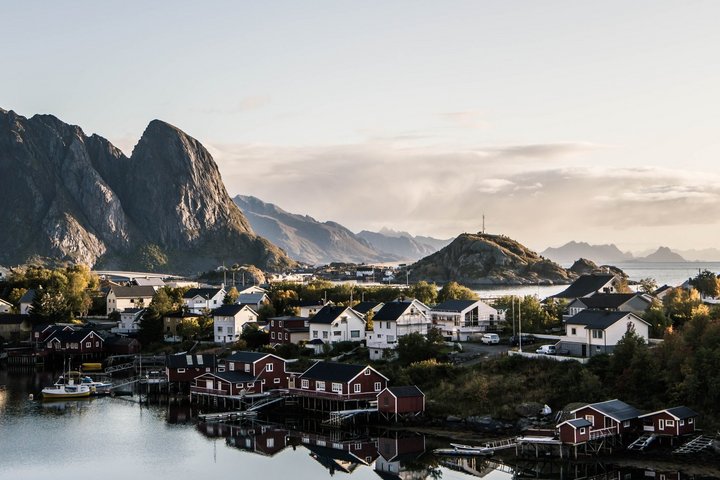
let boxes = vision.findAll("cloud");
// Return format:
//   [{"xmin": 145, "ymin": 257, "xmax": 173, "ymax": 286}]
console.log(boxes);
[
  {"xmin": 207, "ymin": 139, "xmax": 720, "ymax": 249},
  {"xmin": 197, "ymin": 95, "xmax": 271, "ymax": 115}
]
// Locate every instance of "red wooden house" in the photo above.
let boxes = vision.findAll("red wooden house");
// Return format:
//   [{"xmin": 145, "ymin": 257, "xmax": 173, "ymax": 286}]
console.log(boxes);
[
  {"xmin": 166, "ymin": 354, "xmax": 216, "ymax": 383},
  {"xmin": 289, "ymin": 362, "xmax": 388, "ymax": 409},
  {"xmin": 377, "ymin": 386, "xmax": 425, "ymax": 420},
  {"xmin": 557, "ymin": 418, "xmax": 592, "ymax": 445},
  {"xmin": 570, "ymin": 399, "xmax": 641, "ymax": 437},
  {"xmin": 45, "ymin": 329, "xmax": 104, "ymax": 358},
  {"xmin": 268, "ymin": 315, "xmax": 309, "ymax": 346},
  {"xmin": 190, "ymin": 351, "xmax": 288, "ymax": 399},
  {"xmin": 638, "ymin": 406, "xmax": 698, "ymax": 437}
]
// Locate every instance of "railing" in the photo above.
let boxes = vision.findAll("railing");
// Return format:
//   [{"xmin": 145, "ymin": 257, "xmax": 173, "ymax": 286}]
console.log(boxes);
[
  {"xmin": 589, "ymin": 426, "xmax": 618, "ymax": 440},
  {"xmin": 288, "ymin": 388, "xmax": 380, "ymax": 401},
  {"xmin": 191, "ymin": 386, "xmax": 231, "ymax": 396}
]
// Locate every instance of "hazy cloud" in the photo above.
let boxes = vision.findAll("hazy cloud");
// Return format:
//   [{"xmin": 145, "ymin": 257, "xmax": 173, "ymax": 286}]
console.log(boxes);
[{"xmin": 198, "ymin": 95, "xmax": 271, "ymax": 115}]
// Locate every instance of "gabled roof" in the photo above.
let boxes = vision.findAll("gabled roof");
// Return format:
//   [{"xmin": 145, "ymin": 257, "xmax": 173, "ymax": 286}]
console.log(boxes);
[
  {"xmin": 653, "ymin": 285, "xmax": 673, "ymax": 296},
  {"xmin": 309, "ymin": 305, "xmax": 361, "ymax": 325},
  {"xmin": 19, "ymin": 289, "xmax": 37, "ymax": 304},
  {"xmin": 552, "ymin": 274, "xmax": 617, "ymax": 299},
  {"xmin": 109, "ymin": 285, "xmax": 157, "ymax": 299},
  {"xmin": 570, "ymin": 293, "xmax": 639, "ymax": 310},
  {"xmin": 237, "ymin": 293, "xmax": 268, "ymax": 304},
  {"xmin": 226, "ymin": 351, "xmax": 280, "ymax": 364},
  {"xmin": 572, "ymin": 399, "xmax": 640, "ymax": 422},
  {"xmin": 212, "ymin": 371, "xmax": 257, "ymax": 383},
  {"xmin": 566, "ymin": 310, "xmax": 649, "ymax": 330},
  {"xmin": 300, "ymin": 361, "xmax": 387, "ymax": 382},
  {"xmin": 133, "ymin": 277, "xmax": 165, "ymax": 287},
  {"xmin": 432, "ymin": 300, "xmax": 480, "ymax": 312},
  {"xmin": 47, "ymin": 329, "xmax": 102, "ymax": 344},
  {"xmin": 166, "ymin": 354, "xmax": 216, "ymax": 368},
  {"xmin": 639, "ymin": 406, "xmax": 699, "ymax": 420},
  {"xmin": 0, "ymin": 298, "xmax": 12, "ymax": 307},
  {"xmin": 269, "ymin": 315, "xmax": 308, "ymax": 322},
  {"xmin": 120, "ymin": 308, "xmax": 145, "ymax": 315},
  {"xmin": 183, "ymin": 287, "xmax": 224, "ymax": 300},
  {"xmin": 385, "ymin": 386, "xmax": 424, "ymax": 398},
  {"xmin": 373, "ymin": 302, "xmax": 413, "ymax": 321},
  {"xmin": 559, "ymin": 418, "xmax": 592, "ymax": 429},
  {"xmin": 213, "ymin": 304, "xmax": 254, "ymax": 317},
  {"xmin": 352, "ymin": 301, "xmax": 383, "ymax": 315}
]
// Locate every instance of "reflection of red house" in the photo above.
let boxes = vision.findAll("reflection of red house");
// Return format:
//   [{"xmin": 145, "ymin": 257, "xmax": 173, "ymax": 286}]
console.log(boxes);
[
  {"xmin": 226, "ymin": 424, "xmax": 289, "ymax": 456},
  {"xmin": 376, "ymin": 434, "xmax": 427, "ymax": 479},
  {"xmin": 557, "ymin": 418, "xmax": 592, "ymax": 445},
  {"xmin": 377, "ymin": 386, "xmax": 425, "ymax": 420},
  {"xmin": 638, "ymin": 407, "xmax": 698, "ymax": 437}
]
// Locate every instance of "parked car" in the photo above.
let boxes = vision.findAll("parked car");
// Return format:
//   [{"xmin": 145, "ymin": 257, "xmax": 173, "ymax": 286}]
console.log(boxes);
[
  {"xmin": 480, "ymin": 333, "xmax": 500, "ymax": 345},
  {"xmin": 509, "ymin": 334, "xmax": 537, "ymax": 346},
  {"xmin": 536, "ymin": 345, "xmax": 557, "ymax": 355}
]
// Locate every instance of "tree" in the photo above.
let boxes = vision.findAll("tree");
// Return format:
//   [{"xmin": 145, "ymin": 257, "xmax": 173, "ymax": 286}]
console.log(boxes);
[
  {"xmin": 241, "ymin": 323, "xmax": 270, "ymax": 349},
  {"xmin": 406, "ymin": 281, "xmax": 438, "ymax": 305},
  {"xmin": 138, "ymin": 312, "xmax": 163, "ymax": 345},
  {"xmin": 690, "ymin": 270, "xmax": 720, "ymax": 298},
  {"xmin": 663, "ymin": 287, "xmax": 702, "ymax": 327},
  {"xmin": 224, "ymin": 287, "xmax": 239, "ymax": 305},
  {"xmin": 642, "ymin": 303, "xmax": 671, "ymax": 337},
  {"xmin": 437, "ymin": 282, "xmax": 478, "ymax": 302},
  {"xmin": 638, "ymin": 277, "xmax": 658, "ymax": 294}
]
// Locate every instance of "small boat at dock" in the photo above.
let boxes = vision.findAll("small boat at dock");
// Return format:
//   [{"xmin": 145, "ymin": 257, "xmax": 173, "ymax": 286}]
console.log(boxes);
[
  {"xmin": 41, "ymin": 378, "xmax": 91, "ymax": 399},
  {"xmin": 433, "ymin": 444, "xmax": 494, "ymax": 457}
]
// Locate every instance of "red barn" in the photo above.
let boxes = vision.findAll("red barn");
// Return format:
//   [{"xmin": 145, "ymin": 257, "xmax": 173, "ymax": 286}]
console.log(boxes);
[
  {"xmin": 557, "ymin": 418, "xmax": 592, "ymax": 444},
  {"xmin": 377, "ymin": 386, "xmax": 425, "ymax": 420},
  {"xmin": 638, "ymin": 406, "xmax": 698, "ymax": 437}
]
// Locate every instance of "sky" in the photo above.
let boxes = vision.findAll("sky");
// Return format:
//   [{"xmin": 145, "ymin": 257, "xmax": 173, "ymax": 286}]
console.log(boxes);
[{"xmin": 2, "ymin": 1, "xmax": 719, "ymax": 252}]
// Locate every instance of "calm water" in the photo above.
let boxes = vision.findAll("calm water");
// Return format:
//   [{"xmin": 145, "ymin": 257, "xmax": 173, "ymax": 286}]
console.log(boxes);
[{"xmin": 0, "ymin": 370, "xmax": 714, "ymax": 479}]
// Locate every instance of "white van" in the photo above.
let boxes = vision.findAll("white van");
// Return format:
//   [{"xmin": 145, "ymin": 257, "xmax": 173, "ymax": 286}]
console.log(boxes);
[
  {"xmin": 480, "ymin": 333, "xmax": 500, "ymax": 345},
  {"xmin": 536, "ymin": 345, "xmax": 556, "ymax": 355}
]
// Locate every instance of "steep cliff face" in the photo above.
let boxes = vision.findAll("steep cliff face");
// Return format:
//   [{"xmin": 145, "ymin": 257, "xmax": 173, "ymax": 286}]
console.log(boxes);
[
  {"xmin": 0, "ymin": 109, "xmax": 294, "ymax": 273},
  {"xmin": 407, "ymin": 232, "xmax": 576, "ymax": 285}
]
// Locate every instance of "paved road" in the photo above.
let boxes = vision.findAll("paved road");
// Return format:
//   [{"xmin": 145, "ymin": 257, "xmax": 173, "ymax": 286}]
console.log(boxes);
[{"xmin": 450, "ymin": 342, "xmax": 511, "ymax": 366}]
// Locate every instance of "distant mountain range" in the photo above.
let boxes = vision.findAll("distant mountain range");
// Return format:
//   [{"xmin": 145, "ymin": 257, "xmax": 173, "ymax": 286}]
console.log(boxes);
[
  {"xmin": 0, "ymin": 109, "xmax": 294, "ymax": 274},
  {"xmin": 541, "ymin": 241, "xmax": 720, "ymax": 264},
  {"xmin": 233, "ymin": 196, "xmax": 452, "ymax": 265}
]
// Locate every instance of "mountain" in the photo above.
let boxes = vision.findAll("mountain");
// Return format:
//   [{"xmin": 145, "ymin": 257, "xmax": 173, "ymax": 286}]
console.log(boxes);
[
  {"xmin": 407, "ymin": 232, "xmax": 576, "ymax": 285},
  {"xmin": 0, "ymin": 109, "xmax": 294, "ymax": 273},
  {"xmin": 633, "ymin": 247, "xmax": 687, "ymax": 263},
  {"xmin": 233, "ymin": 195, "xmax": 398, "ymax": 265},
  {"xmin": 356, "ymin": 228, "xmax": 453, "ymax": 262},
  {"xmin": 541, "ymin": 241, "xmax": 633, "ymax": 265},
  {"xmin": 674, "ymin": 248, "xmax": 720, "ymax": 262},
  {"xmin": 568, "ymin": 258, "xmax": 627, "ymax": 278}
]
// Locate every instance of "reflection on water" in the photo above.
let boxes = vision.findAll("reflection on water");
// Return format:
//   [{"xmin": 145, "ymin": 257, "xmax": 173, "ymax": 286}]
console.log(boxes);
[{"xmin": 0, "ymin": 369, "xmax": 716, "ymax": 480}]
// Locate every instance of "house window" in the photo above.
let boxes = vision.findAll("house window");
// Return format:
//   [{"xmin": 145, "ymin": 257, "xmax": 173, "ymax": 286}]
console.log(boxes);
[
  {"xmin": 322, "ymin": 331, "xmax": 328, "ymax": 339},
  {"xmin": 350, "ymin": 330, "xmax": 360, "ymax": 338},
  {"xmin": 333, "ymin": 331, "xmax": 341, "ymax": 336},
  {"xmin": 571, "ymin": 328, "xmax": 577, "ymax": 335},
  {"xmin": 689, "ymin": 418, "xmax": 694, "ymax": 424},
  {"xmin": 271, "ymin": 320, "xmax": 275, "ymax": 327},
  {"xmin": 279, "ymin": 321, "xmax": 283, "ymax": 327},
  {"xmin": 680, "ymin": 420, "xmax": 685, "ymax": 426},
  {"xmin": 271, "ymin": 332, "xmax": 275, "ymax": 339},
  {"xmin": 229, "ymin": 363, "xmax": 235, "ymax": 371},
  {"xmin": 316, "ymin": 381, "xmax": 325, "ymax": 391},
  {"xmin": 585, "ymin": 415, "xmax": 594, "ymax": 426},
  {"xmin": 364, "ymin": 368, "xmax": 371, "ymax": 375},
  {"xmin": 374, "ymin": 382, "xmax": 381, "ymax": 392},
  {"xmin": 274, "ymin": 378, "xmax": 280, "ymax": 384},
  {"xmin": 267, "ymin": 438, "xmax": 274, "ymax": 448},
  {"xmin": 313, "ymin": 330, "xmax": 318, "ymax": 338},
  {"xmin": 245, "ymin": 364, "xmax": 250, "ymax": 372},
  {"xmin": 623, "ymin": 420, "xmax": 631, "ymax": 427},
  {"xmin": 332, "ymin": 382, "xmax": 342, "ymax": 393},
  {"xmin": 236, "ymin": 384, "xmax": 242, "ymax": 389},
  {"xmin": 592, "ymin": 330, "xmax": 603, "ymax": 339},
  {"xmin": 218, "ymin": 326, "xmax": 223, "ymax": 332},
  {"xmin": 178, "ymin": 368, "xmax": 186, "ymax": 373},
  {"xmin": 666, "ymin": 420, "xmax": 675, "ymax": 427},
  {"xmin": 301, "ymin": 379, "xmax": 309, "ymax": 389},
  {"xmin": 579, "ymin": 427, "xmax": 586, "ymax": 434},
  {"xmin": 86, "ymin": 342, "xmax": 91, "ymax": 348},
  {"xmin": 285, "ymin": 333, "xmax": 288, "ymax": 340},
  {"xmin": 353, "ymin": 383, "xmax": 361, "ymax": 393},
  {"xmin": 266, "ymin": 363, "xmax": 273, "ymax": 372}
]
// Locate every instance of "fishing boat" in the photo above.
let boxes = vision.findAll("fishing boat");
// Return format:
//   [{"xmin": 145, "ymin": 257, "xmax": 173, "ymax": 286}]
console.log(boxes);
[
  {"xmin": 41, "ymin": 377, "xmax": 91, "ymax": 399},
  {"xmin": 433, "ymin": 444, "xmax": 494, "ymax": 457},
  {"xmin": 80, "ymin": 375, "xmax": 113, "ymax": 395}
]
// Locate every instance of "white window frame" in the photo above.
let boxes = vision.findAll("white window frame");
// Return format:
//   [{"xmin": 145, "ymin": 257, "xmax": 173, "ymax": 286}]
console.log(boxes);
[
  {"xmin": 331, "ymin": 382, "xmax": 342, "ymax": 393},
  {"xmin": 374, "ymin": 382, "xmax": 381, "ymax": 392},
  {"xmin": 301, "ymin": 379, "xmax": 309, "ymax": 389},
  {"xmin": 266, "ymin": 363, "xmax": 273, "ymax": 372},
  {"xmin": 274, "ymin": 378, "xmax": 280, "ymax": 384},
  {"xmin": 353, "ymin": 383, "xmax": 361, "ymax": 393},
  {"xmin": 364, "ymin": 368, "xmax": 371, "ymax": 375},
  {"xmin": 177, "ymin": 368, "xmax": 186, "ymax": 373},
  {"xmin": 316, "ymin": 381, "xmax": 326, "ymax": 391}
]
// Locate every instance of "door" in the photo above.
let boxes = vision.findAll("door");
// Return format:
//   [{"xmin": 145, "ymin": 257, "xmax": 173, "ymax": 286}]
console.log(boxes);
[
  {"xmin": 205, "ymin": 379, "xmax": 214, "ymax": 390},
  {"xmin": 581, "ymin": 344, "xmax": 587, "ymax": 357},
  {"xmin": 659, "ymin": 419, "xmax": 665, "ymax": 431}
]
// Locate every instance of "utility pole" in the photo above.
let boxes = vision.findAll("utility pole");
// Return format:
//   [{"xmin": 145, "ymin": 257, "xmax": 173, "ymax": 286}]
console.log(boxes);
[{"xmin": 482, "ymin": 214, "xmax": 485, "ymax": 234}]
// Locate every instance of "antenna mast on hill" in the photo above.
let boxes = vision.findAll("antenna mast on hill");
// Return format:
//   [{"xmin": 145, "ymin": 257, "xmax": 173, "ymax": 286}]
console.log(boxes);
[{"xmin": 482, "ymin": 214, "xmax": 485, "ymax": 234}]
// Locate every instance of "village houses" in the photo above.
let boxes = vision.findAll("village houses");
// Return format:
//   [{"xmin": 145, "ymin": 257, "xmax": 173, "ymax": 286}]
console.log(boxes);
[
  {"xmin": 558, "ymin": 310, "xmax": 650, "ymax": 357},
  {"xmin": 430, "ymin": 299, "xmax": 501, "ymax": 341},
  {"xmin": 182, "ymin": 287, "xmax": 226, "ymax": 314},
  {"xmin": 212, "ymin": 304, "xmax": 258, "ymax": 344},
  {"xmin": 307, "ymin": 305, "xmax": 366, "ymax": 349},
  {"xmin": 106, "ymin": 285, "xmax": 157, "ymax": 315},
  {"xmin": 366, "ymin": 300, "xmax": 431, "ymax": 360}
]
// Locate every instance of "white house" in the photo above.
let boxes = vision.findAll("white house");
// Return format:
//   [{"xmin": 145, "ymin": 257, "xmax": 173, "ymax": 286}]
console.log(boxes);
[
  {"xmin": 565, "ymin": 293, "xmax": 653, "ymax": 319},
  {"xmin": 430, "ymin": 299, "xmax": 501, "ymax": 341},
  {"xmin": 238, "ymin": 285, "xmax": 267, "ymax": 295},
  {"xmin": 558, "ymin": 310, "xmax": 650, "ymax": 357},
  {"xmin": 308, "ymin": 305, "xmax": 366, "ymax": 347},
  {"xmin": 113, "ymin": 308, "xmax": 145, "ymax": 334},
  {"xmin": 106, "ymin": 285, "xmax": 157, "ymax": 315},
  {"xmin": 212, "ymin": 304, "xmax": 258, "ymax": 344},
  {"xmin": 19, "ymin": 289, "xmax": 37, "ymax": 315},
  {"xmin": 291, "ymin": 300, "xmax": 331, "ymax": 318},
  {"xmin": 367, "ymin": 300, "xmax": 431, "ymax": 360},
  {"xmin": 0, "ymin": 298, "xmax": 12, "ymax": 314},
  {"xmin": 237, "ymin": 292, "xmax": 270, "ymax": 312},
  {"xmin": 182, "ymin": 287, "xmax": 226, "ymax": 314}
]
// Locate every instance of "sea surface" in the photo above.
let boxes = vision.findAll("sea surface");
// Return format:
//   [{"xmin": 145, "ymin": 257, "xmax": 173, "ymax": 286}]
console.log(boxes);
[{"xmin": 0, "ymin": 370, "xmax": 715, "ymax": 480}]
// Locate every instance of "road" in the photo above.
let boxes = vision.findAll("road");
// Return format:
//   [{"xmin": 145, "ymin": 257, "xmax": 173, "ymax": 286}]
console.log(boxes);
[{"xmin": 450, "ymin": 342, "xmax": 511, "ymax": 366}]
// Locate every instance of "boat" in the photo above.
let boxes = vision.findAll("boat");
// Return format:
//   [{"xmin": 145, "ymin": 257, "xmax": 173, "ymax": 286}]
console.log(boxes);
[
  {"xmin": 80, "ymin": 376, "xmax": 113, "ymax": 395},
  {"xmin": 434, "ymin": 444, "xmax": 494, "ymax": 457},
  {"xmin": 41, "ymin": 376, "xmax": 91, "ymax": 399}
]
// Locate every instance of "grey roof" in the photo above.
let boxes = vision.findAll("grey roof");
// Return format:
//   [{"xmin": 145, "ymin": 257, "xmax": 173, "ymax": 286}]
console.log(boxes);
[
  {"xmin": 566, "ymin": 309, "xmax": 647, "ymax": 330},
  {"xmin": 432, "ymin": 300, "xmax": 479, "ymax": 312},
  {"xmin": 640, "ymin": 406, "xmax": 699, "ymax": 420},
  {"xmin": 110, "ymin": 285, "xmax": 157, "ymax": 299},
  {"xmin": 166, "ymin": 354, "xmax": 216, "ymax": 368},
  {"xmin": 571, "ymin": 293, "xmax": 639, "ymax": 310},
  {"xmin": 47, "ymin": 329, "xmax": 102, "ymax": 344},
  {"xmin": 577, "ymin": 399, "xmax": 641, "ymax": 422},
  {"xmin": 133, "ymin": 277, "xmax": 165, "ymax": 287},
  {"xmin": 183, "ymin": 287, "xmax": 224, "ymax": 299},
  {"xmin": 374, "ymin": 302, "xmax": 412, "ymax": 321},
  {"xmin": 352, "ymin": 301, "xmax": 383, "ymax": 314},
  {"xmin": 562, "ymin": 418, "xmax": 592, "ymax": 428},
  {"xmin": 237, "ymin": 293, "xmax": 268, "ymax": 304},
  {"xmin": 310, "ymin": 306, "xmax": 353, "ymax": 324},
  {"xmin": 226, "ymin": 351, "xmax": 272, "ymax": 363},
  {"xmin": 301, "ymin": 362, "xmax": 372, "ymax": 383},
  {"xmin": 211, "ymin": 371, "xmax": 256, "ymax": 383},
  {"xmin": 212, "ymin": 304, "xmax": 247, "ymax": 316},
  {"xmin": 386, "ymin": 386, "xmax": 424, "ymax": 398},
  {"xmin": 19, "ymin": 289, "xmax": 37, "ymax": 304},
  {"xmin": 552, "ymin": 274, "xmax": 616, "ymax": 299},
  {"xmin": 121, "ymin": 308, "xmax": 145, "ymax": 314}
]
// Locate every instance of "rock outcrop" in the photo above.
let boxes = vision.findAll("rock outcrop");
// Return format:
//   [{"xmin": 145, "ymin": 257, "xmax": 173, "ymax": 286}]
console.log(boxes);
[
  {"xmin": 0, "ymin": 109, "xmax": 294, "ymax": 273},
  {"xmin": 407, "ymin": 232, "xmax": 576, "ymax": 285}
]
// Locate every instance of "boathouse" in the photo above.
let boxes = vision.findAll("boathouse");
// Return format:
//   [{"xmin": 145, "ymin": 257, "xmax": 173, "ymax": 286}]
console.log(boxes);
[
  {"xmin": 45, "ymin": 329, "xmax": 104, "ymax": 358},
  {"xmin": 289, "ymin": 361, "xmax": 388, "ymax": 411},
  {"xmin": 638, "ymin": 406, "xmax": 699, "ymax": 437},
  {"xmin": 377, "ymin": 386, "xmax": 425, "ymax": 420},
  {"xmin": 166, "ymin": 354, "xmax": 216, "ymax": 383},
  {"xmin": 557, "ymin": 418, "xmax": 592, "ymax": 445},
  {"xmin": 571, "ymin": 399, "xmax": 641, "ymax": 435}
]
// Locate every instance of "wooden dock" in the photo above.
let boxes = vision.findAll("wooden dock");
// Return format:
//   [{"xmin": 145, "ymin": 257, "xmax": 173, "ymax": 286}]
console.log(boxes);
[{"xmin": 198, "ymin": 411, "xmax": 258, "ymax": 422}]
